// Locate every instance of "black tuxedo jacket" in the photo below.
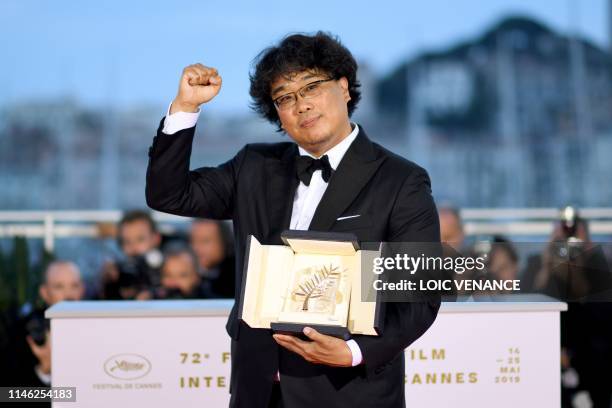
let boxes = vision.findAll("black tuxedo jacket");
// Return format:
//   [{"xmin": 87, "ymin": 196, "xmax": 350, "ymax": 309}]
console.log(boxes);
[{"xmin": 146, "ymin": 121, "xmax": 441, "ymax": 408}]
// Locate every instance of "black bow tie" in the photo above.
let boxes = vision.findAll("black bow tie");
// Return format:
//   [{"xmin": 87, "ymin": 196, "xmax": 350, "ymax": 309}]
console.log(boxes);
[{"xmin": 295, "ymin": 154, "xmax": 333, "ymax": 186}]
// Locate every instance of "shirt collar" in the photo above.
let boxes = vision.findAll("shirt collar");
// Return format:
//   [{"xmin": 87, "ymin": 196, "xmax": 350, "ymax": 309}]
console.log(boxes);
[{"xmin": 297, "ymin": 123, "xmax": 359, "ymax": 170}]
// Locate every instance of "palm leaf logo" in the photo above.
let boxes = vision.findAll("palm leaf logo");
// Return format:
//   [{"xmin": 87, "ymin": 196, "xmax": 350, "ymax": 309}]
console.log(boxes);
[{"xmin": 293, "ymin": 264, "xmax": 341, "ymax": 311}]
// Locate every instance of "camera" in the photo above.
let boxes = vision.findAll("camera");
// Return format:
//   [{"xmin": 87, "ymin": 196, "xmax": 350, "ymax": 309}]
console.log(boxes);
[
  {"xmin": 119, "ymin": 249, "xmax": 162, "ymax": 286},
  {"xmin": 104, "ymin": 249, "xmax": 163, "ymax": 299},
  {"xmin": 24, "ymin": 313, "xmax": 49, "ymax": 346},
  {"xmin": 552, "ymin": 206, "xmax": 585, "ymax": 261}
]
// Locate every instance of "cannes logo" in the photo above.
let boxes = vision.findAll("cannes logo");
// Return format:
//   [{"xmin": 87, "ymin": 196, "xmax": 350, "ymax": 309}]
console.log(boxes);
[{"xmin": 103, "ymin": 354, "xmax": 152, "ymax": 380}]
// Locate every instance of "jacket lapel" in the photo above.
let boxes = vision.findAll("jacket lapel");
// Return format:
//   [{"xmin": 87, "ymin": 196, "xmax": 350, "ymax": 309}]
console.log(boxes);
[
  {"xmin": 265, "ymin": 143, "xmax": 299, "ymax": 243},
  {"xmin": 308, "ymin": 129, "xmax": 385, "ymax": 231}
]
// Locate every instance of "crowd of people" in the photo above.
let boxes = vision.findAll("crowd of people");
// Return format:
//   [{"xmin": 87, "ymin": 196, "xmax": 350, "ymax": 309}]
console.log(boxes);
[
  {"xmin": 1, "ymin": 206, "xmax": 611, "ymax": 407},
  {"xmin": 0, "ymin": 210, "xmax": 236, "ymax": 405},
  {"xmin": 98, "ymin": 210, "xmax": 235, "ymax": 301},
  {"xmin": 438, "ymin": 205, "xmax": 612, "ymax": 408}
]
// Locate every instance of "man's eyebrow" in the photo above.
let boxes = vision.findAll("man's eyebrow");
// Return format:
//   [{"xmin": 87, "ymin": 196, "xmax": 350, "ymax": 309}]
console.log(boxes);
[
  {"xmin": 271, "ymin": 83, "xmax": 286, "ymax": 96},
  {"xmin": 271, "ymin": 73, "xmax": 321, "ymax": 96}
]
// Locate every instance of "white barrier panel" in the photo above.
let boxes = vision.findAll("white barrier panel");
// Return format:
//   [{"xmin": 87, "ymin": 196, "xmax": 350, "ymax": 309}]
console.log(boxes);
[
  {"xmin": 47, "ymin": 297, "xmax": 566, "ymax": 407},
  {"xmin": 404, "ymin": 301, "xmax": 564, "ymax": 407}
]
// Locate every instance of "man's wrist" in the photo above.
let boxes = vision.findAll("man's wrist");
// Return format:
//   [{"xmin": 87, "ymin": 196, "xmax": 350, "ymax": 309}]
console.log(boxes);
[
  {"xmin": 163, "ymin": 102, "xmax": 201, "ymax": 135},
  {"xmin": 34, "ymin": 365, "xmax": 51, "ymax": 385},
  {"xmin": 170, "ymin": 100, "xmax": 200, "ymax": 114},
  {"xmin": 36, "ymin": 363, "xmax": 51, "ymax": 375},
  {"xmin": 346, "ymin": 339, "xmax": 363, "ymax": 366}
]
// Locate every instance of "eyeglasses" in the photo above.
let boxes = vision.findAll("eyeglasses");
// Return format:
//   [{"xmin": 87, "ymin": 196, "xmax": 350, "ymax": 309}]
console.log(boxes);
[{"xmin": 272, "ymin": 78, "xmax": 335, "ymax": 110}]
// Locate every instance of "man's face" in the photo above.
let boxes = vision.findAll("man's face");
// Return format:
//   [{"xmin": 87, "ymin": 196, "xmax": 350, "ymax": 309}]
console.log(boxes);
[
  {"xmin": 39, "ymin": 263, "xmax": 84, "ymax": 306},
  {"xmin": 161, "ymin": 253, "xmax": 200, "ymax": 296},
  {"xmin": 439, "ymin": 211, "xmax": 465, "ymax": 251},
  {"xmin": 119, "ymin": 219, "xmax": 160, "ymax": 257},
  {"xmin": 190, "ymin": 222, "xmax": 224, "ymax": 270},
  {"xmin": 270, "ymin": 70, "xmax": 352, "ymax": 156},
  {"xmin": 488, "ymin": 249, "xmax": 518, "ymax": 281}
]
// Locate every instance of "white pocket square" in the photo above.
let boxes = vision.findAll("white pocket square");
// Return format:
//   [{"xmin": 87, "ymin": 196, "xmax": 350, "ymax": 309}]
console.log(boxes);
[{"xmin": 336, "ymin": 214, "xmax": 361, "ymax": 221}]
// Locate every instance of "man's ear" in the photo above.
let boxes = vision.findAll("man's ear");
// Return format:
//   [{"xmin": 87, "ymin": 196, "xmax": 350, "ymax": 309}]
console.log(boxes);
[
  {"xmin": 152, "ymin": 232, "xmax": 162, "ymax": 247},
  {"xmin": 339, "ymin": 77, "xmax": 351, "ymax": 102},
  {"xmin": 39, "ymin": 285, "xmax": 50, "ymax": 305}
]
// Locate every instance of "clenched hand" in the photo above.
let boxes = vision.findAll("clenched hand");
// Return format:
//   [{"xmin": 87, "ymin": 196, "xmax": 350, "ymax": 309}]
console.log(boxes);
[{"xmin": 171, "ymin": 63, "xmax": 222, "ymax": 114}]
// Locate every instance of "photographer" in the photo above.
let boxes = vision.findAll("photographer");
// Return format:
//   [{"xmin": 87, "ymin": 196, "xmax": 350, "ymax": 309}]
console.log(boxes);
[
  {"xmin": 438, "ymin": 206, "xmax": 466, "ymax": 252},
  {"xmin": 100, "ymin": 210, "xmax": 163, "ymax": 300},
  {"xmin": 4, "ymin": 261, "xmax": 84, "ymax": 396},
  {"xmin": 523, "ymin": 206, "xmax": 610, "ymax": 300},
  {"xmin": 189, "ymin": 219, "xmax": 235, "ymax": 298},
  {"xmin": 482, "ymin": 236, "xmax": 520, "ymax": 295},
  {"xmin": 154, "ymin": 246, "xmax": 214, "ymax": 299},
  {"xmin": 523, "ymin": 207, "xmax": 612, "ymax": 407}
]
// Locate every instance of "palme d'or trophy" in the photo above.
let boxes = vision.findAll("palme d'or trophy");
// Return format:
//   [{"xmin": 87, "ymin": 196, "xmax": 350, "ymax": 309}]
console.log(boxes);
[
  {"xmin": 238, "ymin": 230, "xmax": 383, "ymax": 339},
  {"xmin": 292, "ymin": 263, "xmax": 342, "ymax": 313}
]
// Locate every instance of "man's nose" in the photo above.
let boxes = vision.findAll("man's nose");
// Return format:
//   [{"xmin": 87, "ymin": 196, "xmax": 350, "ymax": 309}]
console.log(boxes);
[
  {"xmin": 295, "ymin": 95, "xmax": 313, "ymax": 114},
  {"xmin": 165, "ymin": 279, "xmax": 179, "ymax": 287}
]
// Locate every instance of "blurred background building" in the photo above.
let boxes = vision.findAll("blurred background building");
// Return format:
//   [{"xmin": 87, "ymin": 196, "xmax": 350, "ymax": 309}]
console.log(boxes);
[{"xmin": 1, "ymin": 6, "xmax": 610, "ymax": 210}]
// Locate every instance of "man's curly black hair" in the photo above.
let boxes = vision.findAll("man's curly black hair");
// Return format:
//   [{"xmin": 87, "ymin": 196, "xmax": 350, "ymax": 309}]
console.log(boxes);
[{"xmin": 249, "ymin": 31, "xmax": 361, "ymax": 132}]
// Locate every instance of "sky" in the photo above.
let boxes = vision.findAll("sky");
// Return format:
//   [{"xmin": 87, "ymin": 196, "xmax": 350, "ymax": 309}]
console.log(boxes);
[{"xmin": 1, "ymin": 0, "xmax": 608, "ymax": 114}]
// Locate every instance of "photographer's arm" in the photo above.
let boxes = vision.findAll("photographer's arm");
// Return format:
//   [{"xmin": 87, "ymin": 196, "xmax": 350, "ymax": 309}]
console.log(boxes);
[{"xmin": 26, "ymin": 333, "xmax": 51, "ymax": 385}]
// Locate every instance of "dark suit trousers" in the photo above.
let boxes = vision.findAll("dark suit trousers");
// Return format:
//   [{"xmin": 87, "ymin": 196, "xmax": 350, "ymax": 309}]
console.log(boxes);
[{"xmin": 268, "ymin": 383, "xmax": 283, "ymax": 408}]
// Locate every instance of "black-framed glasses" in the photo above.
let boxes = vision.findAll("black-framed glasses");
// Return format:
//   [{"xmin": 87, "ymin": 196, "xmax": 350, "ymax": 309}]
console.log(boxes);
[{"xmin": 272, "ymin": 78, "xmax": 335, "ymax": 110}]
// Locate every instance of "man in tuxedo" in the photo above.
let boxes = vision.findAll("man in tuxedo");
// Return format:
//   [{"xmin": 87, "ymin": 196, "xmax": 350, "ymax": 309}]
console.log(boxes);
[{"xmin": 146, "ymin": 32, "xmax": 441, "ymax": 408}]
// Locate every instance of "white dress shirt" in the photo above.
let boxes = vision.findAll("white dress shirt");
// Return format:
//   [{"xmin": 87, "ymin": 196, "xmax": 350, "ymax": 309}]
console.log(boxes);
[
  {"xmin": 34, "ymin": 365, "xmax": 51, "ymax": 385},
  {"xmin": 163, "ymin": 105, "xmax": 363, "ymax": 366}
]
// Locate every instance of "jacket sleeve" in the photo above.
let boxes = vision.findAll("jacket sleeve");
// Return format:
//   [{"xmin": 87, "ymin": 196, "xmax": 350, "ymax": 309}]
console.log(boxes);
[
  {"xmin": 145, "ymin": 119, "xmax": 247, "ymax": 219},
  {"xmin": 354, "ymin": 167, "xmax": 441, "ymax": 377}
]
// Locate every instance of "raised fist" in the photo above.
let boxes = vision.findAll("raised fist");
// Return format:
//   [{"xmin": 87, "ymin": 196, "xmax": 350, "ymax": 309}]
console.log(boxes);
[{"xmin": 171, "ymin": 63, "xmax": 222, "ymax": 113}]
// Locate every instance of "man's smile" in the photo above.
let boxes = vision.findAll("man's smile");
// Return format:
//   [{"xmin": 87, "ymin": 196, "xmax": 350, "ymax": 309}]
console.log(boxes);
[{"xmin": 299, "ymin": 115, "xmax": 321, "ymax": 128}]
